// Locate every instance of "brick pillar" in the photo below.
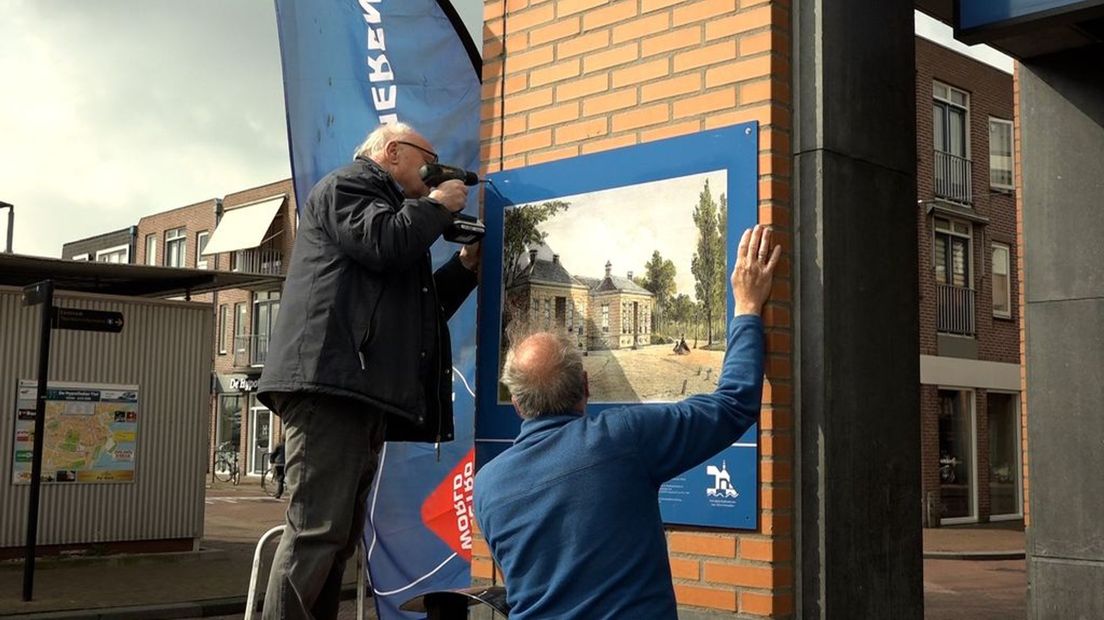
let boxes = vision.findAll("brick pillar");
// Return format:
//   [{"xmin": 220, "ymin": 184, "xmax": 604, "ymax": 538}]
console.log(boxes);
[{"xmin": 475, "ymin": 1, "xmax": 796, "ymax": 617}]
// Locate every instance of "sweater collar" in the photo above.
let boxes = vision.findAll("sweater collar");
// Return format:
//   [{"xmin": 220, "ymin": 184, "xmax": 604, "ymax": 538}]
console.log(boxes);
[{"xmin": 516, "ymin": 413, "xmax": 584, "ymax": 443}]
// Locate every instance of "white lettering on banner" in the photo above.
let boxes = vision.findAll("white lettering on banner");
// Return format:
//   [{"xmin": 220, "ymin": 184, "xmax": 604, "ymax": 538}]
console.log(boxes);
[
  {"xmin": 373, "ymin": 86, "xmax": 397, "ymax": 110},
  {"xmin": 452, "ymin": 461, "xmax": 475, "ymax": 551},
  {"xmin": 367, "ymin": 26, "xmax": 386, "ymax": 50},
  {"xmin": 359, "ymin": 0, "xmax": 398, "ymax": 124}
]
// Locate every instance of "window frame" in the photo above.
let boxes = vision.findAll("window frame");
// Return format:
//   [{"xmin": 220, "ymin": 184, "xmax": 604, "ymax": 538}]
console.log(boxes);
[
  {"xmin": 933, "ymin": 81, "xmax": 971, "ymax": 160},
  {"xmin": 933, "ymin": 217, "xmax": 973, "ymax": 289},
  {"xmin": 95, "ymin": 244, "xmax": 129, "ymax": 263},
  {"xmin": 988, "ymin": 117, "xmax": 1015, "ymax": 191},
  {"xmin": 991, "ymin": 242, "xmax": 1012, "ymax": 319},
  {"xmin": 196, "ymin": 230, "xmax": 210, "ymax": 269},
  {"xmin": 218, "ymin": 304, "xmax": 229, "ymax": 355},
  {"xmin": 145, "ymin": 234, "xmax": 157, "ymax": 266},
  {"xmin": 164, "ymin": 227, "xmax": 187, "ymax": 268}
]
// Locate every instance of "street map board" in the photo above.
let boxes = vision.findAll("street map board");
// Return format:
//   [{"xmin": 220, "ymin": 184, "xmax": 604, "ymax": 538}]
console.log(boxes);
[{"xmin": 12, "ymin": 380, "xmax": 138, "ymax": 484}]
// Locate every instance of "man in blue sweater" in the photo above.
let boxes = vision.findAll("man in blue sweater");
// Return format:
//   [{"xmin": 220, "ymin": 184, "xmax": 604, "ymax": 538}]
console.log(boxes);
[{"xmin": 474, "ymin": 225, "xmax": 781, "ymax": 619}]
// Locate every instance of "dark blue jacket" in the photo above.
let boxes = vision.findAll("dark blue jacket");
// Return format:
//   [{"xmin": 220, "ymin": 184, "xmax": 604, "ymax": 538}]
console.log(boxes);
[{"xmin": 474, "ymin": 315, "xmax": 764, "ymax": 619}]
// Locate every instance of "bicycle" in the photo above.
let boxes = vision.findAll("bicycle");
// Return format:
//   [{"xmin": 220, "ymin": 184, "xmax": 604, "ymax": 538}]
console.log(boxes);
[
  {"xmin": 260, "ymin": 453, "xmax": 284, "ymax": 498},
  {"xmin": 213, "ymin": 442, "xmax": 240, "ymax": 485}
]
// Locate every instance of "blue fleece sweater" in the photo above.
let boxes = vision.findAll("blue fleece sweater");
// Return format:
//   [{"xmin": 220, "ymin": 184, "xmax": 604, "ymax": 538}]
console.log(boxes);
[{"xmin": 473, "ymin": 315, "xmax": 765, "ymax": 619}]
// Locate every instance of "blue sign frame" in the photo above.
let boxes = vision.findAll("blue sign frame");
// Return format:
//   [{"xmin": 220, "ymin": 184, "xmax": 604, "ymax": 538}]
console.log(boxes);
[
  {"xmin": 476, "ymin": 124, "xmax": 760, "ymax": 529},
  {"xmin": 955, "ymin": 0, "xmax": 1104, "ymax": 40}
]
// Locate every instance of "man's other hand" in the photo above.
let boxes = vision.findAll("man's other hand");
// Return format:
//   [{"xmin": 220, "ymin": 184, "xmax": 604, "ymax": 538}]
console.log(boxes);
[
  {"xmin": 428, "ymin": 179, "xmax": 468, "ymax": 214},
  {"xmin": 732, "ymin": 225, "xmax": 782, "ymax": 317},
  {"xmin": 460, "ymin": 241, "xmax": 482, "ymax": 273}
]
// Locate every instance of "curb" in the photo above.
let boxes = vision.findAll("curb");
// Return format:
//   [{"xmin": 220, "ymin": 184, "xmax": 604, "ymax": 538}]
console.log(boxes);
[
  {"xmin": 0, "ymin": 550, "xmax": 228, "ymax": 572},
  {"xmin": 0, "ymin": 587, "xmax": 361, "ymax": 620},
  {"xmin": 923, "ymin": 549, "xmax": 1025, "ymax": 561}
]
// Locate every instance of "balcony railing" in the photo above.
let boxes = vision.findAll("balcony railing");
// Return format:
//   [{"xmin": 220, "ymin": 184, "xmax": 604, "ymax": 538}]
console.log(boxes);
[
  {"xmin": 232, "ymin": 243, "xmax": 283, "ymax": 275},
  {"xmin": 233, "ymin": 334, "xmax": 270, "ymax": 368},
  {"xmin": 934, "ymin": 150, "xmax": 973, "ymax": 205},
  {"xmin": 937, "ymin": 284, "xmax": 975, "ymax": 336}
]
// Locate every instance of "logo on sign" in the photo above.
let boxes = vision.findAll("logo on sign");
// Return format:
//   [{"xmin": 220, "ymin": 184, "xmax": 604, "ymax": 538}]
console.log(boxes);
[
  {"xmin": 706, "ymin": 460, "xmax": 739, "ymax": 499},
  {"xmin": 420, "ymin": 448, "xmax": 476, "ymax": 561}
]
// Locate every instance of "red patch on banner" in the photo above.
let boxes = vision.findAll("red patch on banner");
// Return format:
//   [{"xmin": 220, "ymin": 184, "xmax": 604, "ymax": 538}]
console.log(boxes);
[{"xmin": 420, "ymin": 448, "xmax": 475, "ymax": 561}]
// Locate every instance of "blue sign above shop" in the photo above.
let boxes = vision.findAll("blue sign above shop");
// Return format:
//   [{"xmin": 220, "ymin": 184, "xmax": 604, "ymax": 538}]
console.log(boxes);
[{"xmin": 958, "ymin": 0, "xmax": 1104, "ymax": 31}]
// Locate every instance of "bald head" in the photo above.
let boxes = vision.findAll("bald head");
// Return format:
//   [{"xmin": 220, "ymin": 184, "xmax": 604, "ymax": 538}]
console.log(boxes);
[
  {"xmin": 502, "ymin": 331, "xmax": 586, "ymax": 420},
  {"xmin": 352, "ymin": 122, "xmax": 436, "ymax": 198}
]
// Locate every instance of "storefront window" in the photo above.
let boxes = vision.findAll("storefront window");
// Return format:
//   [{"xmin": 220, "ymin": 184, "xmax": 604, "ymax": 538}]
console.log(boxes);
[
  {"xmin": 250, "ymin": 402, "xmax": 273, "ymax": 475},
  {"xmin": 939, "ymin": 390, "xmax": 975, "ymax": 520},
  {"xmin": 988, "ymin": 393, "xmax": 1021, "ymax": 517},
  {"xmin": 216, "ymin": 395, "xmax": 243, "ymax": 472}
]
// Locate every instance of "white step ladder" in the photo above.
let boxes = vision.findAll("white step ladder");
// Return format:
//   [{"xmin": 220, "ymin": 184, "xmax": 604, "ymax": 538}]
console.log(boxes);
[{"xmin": 244, "ymin": 524, "xmax": 369, "ymax": 619}]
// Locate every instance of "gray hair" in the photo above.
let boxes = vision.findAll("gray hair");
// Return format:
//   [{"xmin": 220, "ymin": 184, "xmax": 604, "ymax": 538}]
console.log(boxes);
[
  {"xmin": 352, "ymin": 122, "xmax": 417, "ymax": 160},
  {"xmin": 501, "ymin": 330, "xmax": 586, "ymax": 420}
]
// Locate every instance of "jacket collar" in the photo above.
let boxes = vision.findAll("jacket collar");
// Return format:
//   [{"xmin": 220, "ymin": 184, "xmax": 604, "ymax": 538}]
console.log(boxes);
[
  {"xmin": 516, "ymin": 413, "xmax": 584, "ymax": 444},
  {"xmin": 355, "ymin": 156, "xmax": 405, "ymax": 197}
]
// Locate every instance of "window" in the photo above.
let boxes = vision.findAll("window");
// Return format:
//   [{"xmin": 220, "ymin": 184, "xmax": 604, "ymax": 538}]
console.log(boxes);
[
  {"xmin": 987, "ymin": 393, "xmax": 1022, "ymax": 518},
  {"xmin": 165, "ymin": 227, "xmax": 186, "ymax": 268},
  {"xmin": 933, "ymin": 82, "xmax": 969, "ymax": 157},
  {"xmin": 933, "ymin": 218, "xmax": 971, "ymax": 288},
  {"xmin": 196, "ymin": 231, "xmax": 210, "ymax": 269},
  {"xmin": 145, "ymin": 234, "xmax": 157, "ymax": 265},
  {"xmin": 234, "ymin": 302, "xmax": 248, "ymax": 363},
  {"xmin": 939, "ymin": 389, "xmax": 976, "ymax": 523},
  {"xmin": 989, "ymin": 118, "xmax": 1014, "ymax": 191},
  {"xmin": 933, "ymin": 82, "xmax": 971, "ymax": 204},
  {"xmin": 72, "ymin": 253, "xmax": 89, "ymax": 261},
  {"xmin": 216, "ymin": 395, "xmax": 243, "ymax": 457},
  {"xmin": 252, "ymin": 291, "xmax": 281, "ymax": 367},
  {"xmin": 218, "ymin": 304, "xmax": 228, "ymax": 355},
  {"xmin": 992, "ymin": 243, "xmax": 1011, "ymax": 318},
  {"xmin": 96, "ymin": 245, "xmax": 129, "ymax": 263},
  {"xmin": 601, "ymin": 304, "xmax": 609, "ymax": 333}
]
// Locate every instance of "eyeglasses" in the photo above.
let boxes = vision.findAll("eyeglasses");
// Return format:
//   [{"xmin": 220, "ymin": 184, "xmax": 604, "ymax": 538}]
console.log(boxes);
[{"xmin": 394, "ymin": 140, "xmax": 439, "ymax": 164}]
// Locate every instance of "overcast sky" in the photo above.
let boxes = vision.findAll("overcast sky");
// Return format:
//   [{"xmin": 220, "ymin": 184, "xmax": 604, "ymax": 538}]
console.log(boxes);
[
  {"xmin": 0, "ymin": 0, "xmax": 290, "ymax": 257},
  {"xmin": 0, "ymin": 3, "xmax": 1011, "ymax": 258}
]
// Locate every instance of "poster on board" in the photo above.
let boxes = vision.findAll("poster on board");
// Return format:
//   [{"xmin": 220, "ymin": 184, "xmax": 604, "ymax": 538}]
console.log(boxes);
[
  {"xmin": 12, "ymin": 380, "xmax": 138, "ymax": 484},
  {"xmin": 477, "ymin": 124, "xmax": 761, "ymax": 530}
]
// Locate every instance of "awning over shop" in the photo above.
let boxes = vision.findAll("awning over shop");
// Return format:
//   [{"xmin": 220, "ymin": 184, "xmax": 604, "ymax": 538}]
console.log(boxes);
[{"xmin": 202, "ymin": 196, "xmax": 285, "ymax": 256}]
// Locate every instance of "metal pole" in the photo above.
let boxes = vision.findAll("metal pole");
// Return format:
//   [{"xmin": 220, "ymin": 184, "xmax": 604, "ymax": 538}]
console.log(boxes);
[
  {"xmin": 22, "ymin": 280, "xmax": 53, "ymax": 601},
  {"xmin": 0, "ymin": 202, "xmax": 13, "ymax": 253}
]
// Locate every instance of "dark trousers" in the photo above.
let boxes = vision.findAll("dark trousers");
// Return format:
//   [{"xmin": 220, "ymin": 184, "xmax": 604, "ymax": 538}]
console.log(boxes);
[{"xmin": 262, "ymin": 393, "xmax": 386, "ymax": 620}]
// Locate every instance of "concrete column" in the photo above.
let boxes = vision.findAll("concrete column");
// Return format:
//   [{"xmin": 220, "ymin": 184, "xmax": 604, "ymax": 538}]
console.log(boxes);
[
  {"xmin": 792, "ymin": 1, "xmax": 923, "ymax": 617},
  {"xmin": 1018, "ymin": 45, "xmax": 1104, "ymax": 619}
]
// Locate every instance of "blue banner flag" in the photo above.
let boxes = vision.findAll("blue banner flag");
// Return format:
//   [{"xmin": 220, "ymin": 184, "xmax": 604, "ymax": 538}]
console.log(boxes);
[{"xmin": 273, "ymin": 1, "xmax": 482, "ymax": 617}]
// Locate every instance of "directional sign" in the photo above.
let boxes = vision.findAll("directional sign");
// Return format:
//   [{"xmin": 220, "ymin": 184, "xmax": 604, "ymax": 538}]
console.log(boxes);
[{"xmin": 50, "ymin": 308, "xmax": 124, "ymax": 333}]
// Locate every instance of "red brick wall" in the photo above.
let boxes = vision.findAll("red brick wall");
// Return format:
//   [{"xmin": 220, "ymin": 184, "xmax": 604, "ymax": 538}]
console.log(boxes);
[
  {"xmin": 476, "ymin": 1, "xmax": 794, "ymax": 616},
  {"xmin": 915, "ymin": 37, "xmax": 1019, "ymax": 363}
]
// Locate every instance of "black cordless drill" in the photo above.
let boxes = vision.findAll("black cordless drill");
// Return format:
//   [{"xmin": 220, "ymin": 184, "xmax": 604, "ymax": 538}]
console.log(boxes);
[{"xmin": 419, "ymin": 163, "xmax": 486, "ymax": 244}]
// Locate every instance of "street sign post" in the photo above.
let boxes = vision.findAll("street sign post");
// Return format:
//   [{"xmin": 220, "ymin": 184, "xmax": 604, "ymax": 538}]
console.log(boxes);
[{"xmin": 19, "ymin": 281, "xmax": 125, "ymax": 601}]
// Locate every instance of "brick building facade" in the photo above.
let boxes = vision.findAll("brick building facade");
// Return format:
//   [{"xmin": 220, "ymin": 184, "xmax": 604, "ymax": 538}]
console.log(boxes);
[
  {"xmin": 134, "ymin": 179, "xmax": 296, "ymax": 479},
  {"xmin": 915, "ymin": 37, "xmax": 1022, "ymax": 527}
]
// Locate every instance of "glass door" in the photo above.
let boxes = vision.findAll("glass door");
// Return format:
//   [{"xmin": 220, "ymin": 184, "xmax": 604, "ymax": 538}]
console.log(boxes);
[
  {"xmin": 249, "ymin": 405, "xmax": 273, "ymax": 475},
  {"xmin": 987, "ymin": 393, "xmax": 1022, "ymax": 519},
  {"xmin": 939, "ymin": 389, "xmax": 977, "ymax": 523}
]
